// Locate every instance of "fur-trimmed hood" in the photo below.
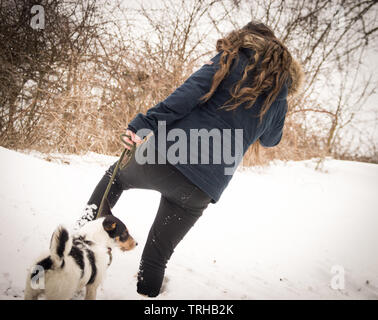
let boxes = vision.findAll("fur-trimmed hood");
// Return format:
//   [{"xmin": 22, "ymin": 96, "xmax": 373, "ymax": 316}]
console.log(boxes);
[{"xmin": 288, "ymin": 58, "xmax": 304, "ymax": 97}]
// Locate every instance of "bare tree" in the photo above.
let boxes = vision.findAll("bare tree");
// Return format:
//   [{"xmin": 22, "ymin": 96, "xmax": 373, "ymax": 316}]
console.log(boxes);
[{"xmin": 1, "ymin": 0, "xmax": 377, "ymax": 165}]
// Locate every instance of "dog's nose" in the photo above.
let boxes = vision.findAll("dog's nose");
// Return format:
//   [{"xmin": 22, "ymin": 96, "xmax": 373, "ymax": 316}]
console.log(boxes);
[{"xmin": 135, "ymin": 242, "xmax": 138, "ymax": 246}]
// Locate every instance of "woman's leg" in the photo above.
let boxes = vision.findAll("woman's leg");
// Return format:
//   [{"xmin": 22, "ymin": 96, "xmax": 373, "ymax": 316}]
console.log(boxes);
[
  {"xmin": 75, "ymin": 144, "xmax": 184, "ymax": 228},
  {"xmin": 136, "ymin": 168, "xmax": 212, "ymax": 297},
  {"xmin": 75, "ymin": 149, "xmax": 162, "ymax": 228},
  {"xmin": 76, "ymin": 163, "xmax": 124, "ymax": 227}
]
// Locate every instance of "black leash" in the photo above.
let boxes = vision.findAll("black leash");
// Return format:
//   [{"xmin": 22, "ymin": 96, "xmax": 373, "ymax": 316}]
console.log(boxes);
[{"xmin": 95, "ymin": 134, "xmax": 137, "ymax": 219}]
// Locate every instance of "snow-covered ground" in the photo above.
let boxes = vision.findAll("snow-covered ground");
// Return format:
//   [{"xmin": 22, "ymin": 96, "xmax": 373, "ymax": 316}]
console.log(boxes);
[{"xmin": 0, "ymin": 146, "xmax": 377, "ymax": 300}]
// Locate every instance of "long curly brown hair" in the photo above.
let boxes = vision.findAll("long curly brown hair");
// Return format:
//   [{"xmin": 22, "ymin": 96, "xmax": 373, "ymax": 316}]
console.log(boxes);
[{"xmin": 201, "ymin": 22, "xmax": 300, "ymax": 124}]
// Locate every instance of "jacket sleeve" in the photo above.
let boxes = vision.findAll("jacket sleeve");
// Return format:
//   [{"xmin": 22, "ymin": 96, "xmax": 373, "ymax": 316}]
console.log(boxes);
[
  {"xmin": 259, "ymin": 99, "xmax": 288, "ymax": 148},
  {"xmin": 127, "ymin": 53, "xmax": 222, "ymax": 138}
]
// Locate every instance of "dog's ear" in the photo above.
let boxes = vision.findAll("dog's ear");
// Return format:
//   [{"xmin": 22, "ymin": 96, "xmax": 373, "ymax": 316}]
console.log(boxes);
[
  {"xmin": 103, "ymin": 216, "xmax": 117, "ymax": 231},
  {"xmin": 100, "ymin": 199, "xmax": 113, "ymax": 217}
]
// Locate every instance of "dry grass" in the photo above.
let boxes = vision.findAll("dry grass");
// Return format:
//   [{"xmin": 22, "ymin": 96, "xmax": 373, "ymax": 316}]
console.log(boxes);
[{"xmin": 2, "ymin": 0, "xmax": 377, "ymax": 165}]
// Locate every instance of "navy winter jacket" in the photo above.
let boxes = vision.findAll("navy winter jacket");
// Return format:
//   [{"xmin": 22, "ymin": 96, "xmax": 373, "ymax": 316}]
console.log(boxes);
[{"xmin": 127, "ymin": 49, "xmax": 288, "ymax": 203}]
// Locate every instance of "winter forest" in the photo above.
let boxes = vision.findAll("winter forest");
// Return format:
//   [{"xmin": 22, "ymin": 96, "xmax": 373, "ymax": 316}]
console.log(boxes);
[{"xmin": 1, "ymin": 0, "xmax": 378, "ymax": 164}]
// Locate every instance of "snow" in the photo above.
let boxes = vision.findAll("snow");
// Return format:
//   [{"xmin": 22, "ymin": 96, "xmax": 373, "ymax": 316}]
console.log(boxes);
[{"xmin": 0, "ymin": 146, "xmax": 377, "ymax": 300}]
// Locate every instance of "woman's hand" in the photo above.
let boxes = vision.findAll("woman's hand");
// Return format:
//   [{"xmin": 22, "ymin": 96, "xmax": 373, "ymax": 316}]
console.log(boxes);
[{"xmin": 123, "ymin": 129, "xmax": 143, "ymax": 150}]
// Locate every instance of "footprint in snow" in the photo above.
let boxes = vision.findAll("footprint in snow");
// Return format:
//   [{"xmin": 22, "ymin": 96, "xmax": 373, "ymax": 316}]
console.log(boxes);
[{"xmin": 160, "ymin": 277, "xmax": 170, "ymax": 294}]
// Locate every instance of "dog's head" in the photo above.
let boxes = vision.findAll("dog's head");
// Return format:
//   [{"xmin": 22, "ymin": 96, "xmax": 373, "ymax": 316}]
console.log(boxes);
[{"xmin": 100, "ymin": 200, "xmax": 137, "ymax": 251}]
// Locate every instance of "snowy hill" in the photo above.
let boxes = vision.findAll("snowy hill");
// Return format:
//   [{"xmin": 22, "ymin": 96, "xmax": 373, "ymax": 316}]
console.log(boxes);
[{"xmin": 0, "ymin": 146, "xmax": 377, "ymax": 300}]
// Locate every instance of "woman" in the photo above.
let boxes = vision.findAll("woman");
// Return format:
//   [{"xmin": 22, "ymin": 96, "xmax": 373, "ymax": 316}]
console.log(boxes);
[{"xmin": 76, "ymin": 21, "xmax": 303, "ymax": 297}]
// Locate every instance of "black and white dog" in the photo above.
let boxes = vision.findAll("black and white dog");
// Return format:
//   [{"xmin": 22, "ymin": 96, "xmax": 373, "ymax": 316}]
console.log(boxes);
[{"xmin": 24, "ymin": 201, "xmax": 137, "ymax": 300}]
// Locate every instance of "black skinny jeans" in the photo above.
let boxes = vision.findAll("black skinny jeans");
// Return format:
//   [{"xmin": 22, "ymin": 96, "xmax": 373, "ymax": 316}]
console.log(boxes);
[{"xmin": 86, "ymin": 146, "xmax": 212, "ymax": 297}]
